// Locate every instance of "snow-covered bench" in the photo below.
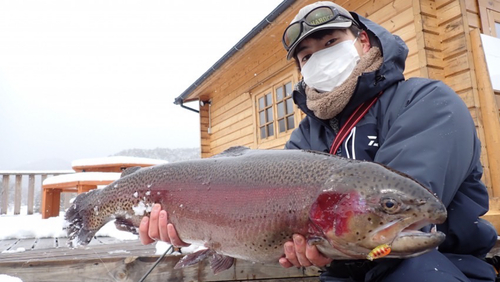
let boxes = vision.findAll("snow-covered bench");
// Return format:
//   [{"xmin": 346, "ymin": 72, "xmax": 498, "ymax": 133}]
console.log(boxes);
[
  {"xmin": 71, "ymin": 156, "xmax": 167, "ymax": 172},
  {"xmin": 41, "ymin": 172, "xmax": 121, "ymax": 219},
  {"xmin": 42, "ymin": 156, "xmax": 167, "ymax": 219}
]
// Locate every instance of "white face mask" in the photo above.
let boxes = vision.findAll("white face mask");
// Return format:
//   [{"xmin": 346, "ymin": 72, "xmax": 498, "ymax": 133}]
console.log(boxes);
[{"xmin": 301, "ymin": 39, "xmax": 360, "ymax": 92}]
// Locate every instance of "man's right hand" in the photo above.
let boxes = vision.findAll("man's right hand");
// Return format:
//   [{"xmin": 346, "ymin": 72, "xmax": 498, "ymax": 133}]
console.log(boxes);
[{"xmin": 138, "ymin": 203, "xmax": 190, "ymax": 247}]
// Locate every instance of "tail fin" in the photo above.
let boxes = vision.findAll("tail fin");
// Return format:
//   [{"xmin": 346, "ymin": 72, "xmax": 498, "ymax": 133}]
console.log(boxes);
[{"xmin": 65, "ymin": 190, "xmax": 100, "ymax": 248}]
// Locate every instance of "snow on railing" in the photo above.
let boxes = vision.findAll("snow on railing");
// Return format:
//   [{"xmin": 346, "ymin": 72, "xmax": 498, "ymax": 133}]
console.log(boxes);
[{"xmin": 0, "ymin": 170, "xmax": 74, "ymax": 215}]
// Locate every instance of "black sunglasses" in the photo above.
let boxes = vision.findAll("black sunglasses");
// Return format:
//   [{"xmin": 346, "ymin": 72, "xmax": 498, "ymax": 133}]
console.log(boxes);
[{"xmin": 282, "ymin": 6, "xmax": 354, "ymax": 52}]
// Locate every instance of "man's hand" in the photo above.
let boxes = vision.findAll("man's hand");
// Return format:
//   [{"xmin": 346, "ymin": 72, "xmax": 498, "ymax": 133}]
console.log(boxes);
[
  {"xmin": 279, "ymin": 234, "xmax": 332, "ymax": 268},
  {"xmin": 138, "ymin": 203, "xmax": 190, "ymax": 247}
]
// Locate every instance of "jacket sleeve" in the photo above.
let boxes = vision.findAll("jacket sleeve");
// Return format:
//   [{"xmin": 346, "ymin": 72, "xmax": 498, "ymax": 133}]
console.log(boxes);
[{"xmin": 374, "ymin": 79, "xmax": 486, "ymax": 209}]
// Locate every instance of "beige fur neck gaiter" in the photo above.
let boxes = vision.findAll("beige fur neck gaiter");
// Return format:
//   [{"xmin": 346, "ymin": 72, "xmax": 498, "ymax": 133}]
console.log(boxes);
[{"xmin": 305, "ymin": 46, "xmax": 383, "ymax": 120}]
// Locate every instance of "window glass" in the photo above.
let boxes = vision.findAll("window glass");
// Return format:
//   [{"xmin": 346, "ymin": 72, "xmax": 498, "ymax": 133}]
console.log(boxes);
[
  {"xmin": 258, "ymin": 97, "xmax": 265, "ymax": 110},
  {"xmin": 285, "ymin": 82, "xmax": 292, "ymax": 96},
  {"xmin": 276, "ymin": 86, "xmax": 284, "ymax": 101},
  {"xmin": 266, "ymin": 93, "xmax": 272, "ymax": 106},
  {"xmin": 277, "ymin": 102, "xmax": 285, "ymax": 118},
  {"xmin": 287, "ymin": 115, "xmax": 295, "ymax": 130}
]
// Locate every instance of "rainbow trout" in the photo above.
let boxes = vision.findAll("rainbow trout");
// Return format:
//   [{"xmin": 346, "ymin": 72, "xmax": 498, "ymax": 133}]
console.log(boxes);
[{"xmin": 65, "ymin": 147, "xmax": 447, "ymax": 273}]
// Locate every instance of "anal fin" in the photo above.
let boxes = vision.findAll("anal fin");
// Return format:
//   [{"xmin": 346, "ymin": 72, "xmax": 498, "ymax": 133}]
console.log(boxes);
[{"xmin": 210, "ymin": 253, "xmax": 235, "ymax": 274}]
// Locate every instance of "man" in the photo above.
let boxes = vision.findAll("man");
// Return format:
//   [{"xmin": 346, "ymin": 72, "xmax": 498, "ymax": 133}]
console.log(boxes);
[{"xmin": 139, "ymin": 2, "xmax": 497, "ymax": 281}]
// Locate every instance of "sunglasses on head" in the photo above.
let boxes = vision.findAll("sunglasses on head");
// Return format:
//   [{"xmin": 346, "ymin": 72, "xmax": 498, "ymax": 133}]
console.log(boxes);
[{"xmin": 282, "ymin": 6, "xmax": 355, "ymax": 52}]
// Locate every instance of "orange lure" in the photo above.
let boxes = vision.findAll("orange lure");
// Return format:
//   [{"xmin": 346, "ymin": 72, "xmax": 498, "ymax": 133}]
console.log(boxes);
[{"xmin": 367, "ymin": 244, "xmax": 392, "ymax": 261}]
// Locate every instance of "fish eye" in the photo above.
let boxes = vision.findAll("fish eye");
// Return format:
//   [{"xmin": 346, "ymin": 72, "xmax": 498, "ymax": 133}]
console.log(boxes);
[{"xmin": 381, "ymin": 198, "xmax": 400, "ymax": 214}]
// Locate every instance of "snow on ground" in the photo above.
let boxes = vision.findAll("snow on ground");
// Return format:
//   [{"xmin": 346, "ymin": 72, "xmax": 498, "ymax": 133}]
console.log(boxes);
[
  {"xmin": 0, "ymin": 212, "xmax": 138, "ymax": 242},
  {"xmin": 0, "ymin": 210, "xmax": 204, "ymax": 256},
  {"xmin": 0, "ymin": 274, "xmax": 23, "ymax": 282}
]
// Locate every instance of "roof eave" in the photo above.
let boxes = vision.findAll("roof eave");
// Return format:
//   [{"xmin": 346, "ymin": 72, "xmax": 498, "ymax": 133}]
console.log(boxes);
[{"xmin": 173, "ymin": 0, "xmax": 297, "ymax": 106}]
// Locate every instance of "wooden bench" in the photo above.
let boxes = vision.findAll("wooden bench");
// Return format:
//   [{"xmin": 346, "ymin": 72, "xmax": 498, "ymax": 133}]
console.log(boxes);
[
  {"xmin": 42, "ymin": 157, "xmax": 167, "ymax": 219},
  {"xmin": 41, "ymin": 172, "xmax": 121, "ymax": 219}
]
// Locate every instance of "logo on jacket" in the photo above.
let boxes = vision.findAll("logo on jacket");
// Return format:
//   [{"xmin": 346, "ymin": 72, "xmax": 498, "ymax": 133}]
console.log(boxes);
[{"xmin": 368, "ymin": 136, "xmax": 378, "ymax": 147}]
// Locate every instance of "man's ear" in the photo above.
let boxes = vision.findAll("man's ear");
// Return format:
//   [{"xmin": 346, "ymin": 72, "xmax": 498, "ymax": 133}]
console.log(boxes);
[{"xmin": 359, "ymin": 30, "xmax": 371, "ymax": 54}]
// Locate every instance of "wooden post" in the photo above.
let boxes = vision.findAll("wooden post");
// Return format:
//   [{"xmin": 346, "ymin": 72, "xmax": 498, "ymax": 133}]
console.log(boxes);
[
  {"xmin": 42, "ymin": 188, "xmax": 61, "ymax": 219},
  {"xmin": 14, "ymin": 175, "xmax": 22, "ymax": 215},
  {"xmin": 27, "ymin": 174, "xmax": 35, "ymax": 215},
  {"xmin": 470, "ymin": 29, "xmax": 500, "ymax": 197},
  {"xmin": 40, "ymin": 174, "xmax": 48, "ymax": 214},
  {"xmin": 1, "ymin": 175, "xmax": 9, "ymax": 215}
]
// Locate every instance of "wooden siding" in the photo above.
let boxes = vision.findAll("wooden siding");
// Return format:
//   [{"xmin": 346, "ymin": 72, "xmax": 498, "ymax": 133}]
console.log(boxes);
[
  {"xmin": 195, "ymin": 0, "xmax": 426, "ymax": 158},
  {"xmin": 190, "ymin": 0, "xmax": 498, "ymax": 198}
]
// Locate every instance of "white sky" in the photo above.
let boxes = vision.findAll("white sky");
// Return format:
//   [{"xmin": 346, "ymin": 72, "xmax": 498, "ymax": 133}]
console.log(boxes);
[{"xmin": 0, "ymin": 0, "xmax": 284, "ymax": 169}]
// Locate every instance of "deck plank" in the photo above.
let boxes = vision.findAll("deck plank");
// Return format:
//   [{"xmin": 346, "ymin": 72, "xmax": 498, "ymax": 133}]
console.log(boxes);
[
  {"xmin": 32, "ymin": 238, "xmax": 56, "ymax": 250},
  {"xmin": 0, "ymin": 237, "xmax": 320, "ymax": 281},
  {"xmin": 0, "ymin": 239, "xmax": 19, "ymax": 252}
]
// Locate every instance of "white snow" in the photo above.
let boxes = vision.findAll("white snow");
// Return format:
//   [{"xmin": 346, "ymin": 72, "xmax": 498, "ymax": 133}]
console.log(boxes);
[
  {"xmin": 1, "ymin": 247, "xmax": 26, "ymax": 254},
  {"xmin": 154, "ymin": 241, "xmax": 206, "ymax": 256},
  {"xmin": 42, "ymin": 172, "xmax": 122, "ymax": 185},
  {"xmin": 132, "ymin": 201, "xmax": 153, "ymax": 216},
  {"xmin": 0, "ymin": 274, "xmax": 23, "ymax": 282},
  {"xmin": 0, "ymin": 212, "xmax": 137, "ymax": 242},
  {"xmin": 107, "ymin": 250, "xmax": 130, "ymax": 254},
  {"xmin": 72, "ymin": 156, "xmax": 167, "ymax": 167}
]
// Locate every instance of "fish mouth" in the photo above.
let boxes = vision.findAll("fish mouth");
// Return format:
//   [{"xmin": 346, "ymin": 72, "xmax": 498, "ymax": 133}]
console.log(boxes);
[{"xmin": 371, "ymin": 218, "xmax": 446, "ymax": 256}]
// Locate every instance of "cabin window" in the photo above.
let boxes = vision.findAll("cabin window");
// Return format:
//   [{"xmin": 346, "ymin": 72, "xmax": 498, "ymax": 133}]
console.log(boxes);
[{"xmin": 256, "ymin": 80, "xmax": 296, "ymax": 141}]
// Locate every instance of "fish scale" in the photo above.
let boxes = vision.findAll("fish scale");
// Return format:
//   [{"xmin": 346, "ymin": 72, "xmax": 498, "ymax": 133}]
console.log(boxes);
[{"xmin": 66, "ymin": 146, "xmax": 447, "ymax": 274}]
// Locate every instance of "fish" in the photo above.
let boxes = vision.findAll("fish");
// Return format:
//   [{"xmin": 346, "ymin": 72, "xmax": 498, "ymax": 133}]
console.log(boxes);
[{"xmin": 65, "ymin": 146, "xmax": 447, "ymax": 274}]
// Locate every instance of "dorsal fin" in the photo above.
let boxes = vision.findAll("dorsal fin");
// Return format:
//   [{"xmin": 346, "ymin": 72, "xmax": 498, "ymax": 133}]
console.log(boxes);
[
  {"xmin": 120, "ymin": 166, "xmax": 142, "ymax": 178},
  {"xmin": 211, "ymin": 146, "xmax": 250, "ymax": 158}
]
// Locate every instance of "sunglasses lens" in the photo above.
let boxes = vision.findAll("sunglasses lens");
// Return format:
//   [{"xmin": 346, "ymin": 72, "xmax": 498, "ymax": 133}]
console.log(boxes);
[
  {"xmin": 283, "ymin": 7, "xmax": 342, "ymax": 51},
  {"xmin": 283, "ymin": 22, "xmax": 302, "ymax": 49},
  {"xmin": 305, "ymin": 7, "xmax": 337, "ymax": 26}
]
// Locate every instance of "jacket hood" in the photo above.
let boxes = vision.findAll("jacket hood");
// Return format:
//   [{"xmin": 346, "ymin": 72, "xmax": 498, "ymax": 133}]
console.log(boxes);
[{"xmin": 293, "ymin": 13, "xmax": 408, "ymax": 121}]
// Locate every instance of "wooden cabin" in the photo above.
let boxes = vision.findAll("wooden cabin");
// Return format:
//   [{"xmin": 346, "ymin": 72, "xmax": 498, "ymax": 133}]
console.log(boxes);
[{"xmin": 175, "ymin": 0, "xmax": 500, "ymax": 229}]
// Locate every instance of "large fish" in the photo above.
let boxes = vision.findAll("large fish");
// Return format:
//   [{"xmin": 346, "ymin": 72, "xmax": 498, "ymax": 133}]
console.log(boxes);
[{"xmin": 65, "ymin": 147, "xmax": 447, "ymax": 273}]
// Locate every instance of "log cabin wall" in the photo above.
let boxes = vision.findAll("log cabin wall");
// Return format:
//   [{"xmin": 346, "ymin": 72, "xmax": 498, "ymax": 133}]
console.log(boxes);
[{"xmin": 190, "ymin": 0, "xmax": 498, "ymax": 197}]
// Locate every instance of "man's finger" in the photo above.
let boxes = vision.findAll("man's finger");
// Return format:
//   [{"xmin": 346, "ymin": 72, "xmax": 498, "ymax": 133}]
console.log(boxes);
[
  {"xmin": 158, "ymin": 210, "xmax": 170, "ymax": 243},
  {"xmin": 283, "ymin": 241, "xmax": 300, "ymax": 267},
  {"xmin": 279, "ymin": 257, "xmax": 294, "ymax": 268},
  {"xmin": 139, "ymin": 216, "xmax": 154, "ymax": 245},
  {"xmin": 147, "ymin": 204, "xmax": 161, "ymax": 241},
  {"xmin": 305, "ymin": 244, "xmax": 333, "ymax": 267},
  {"xmin": 167, "ymin": 223, "xmax": 190, "ymax": 247},
  {"xmin": 293, "ymin": 234, "xmax": 312, "ymax": 267}
]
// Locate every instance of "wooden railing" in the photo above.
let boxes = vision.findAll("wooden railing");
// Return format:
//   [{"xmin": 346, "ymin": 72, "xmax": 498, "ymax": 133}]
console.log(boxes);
[{"xmin": 0, "ymin": 171, "xmax": 74, "ymax": 215}]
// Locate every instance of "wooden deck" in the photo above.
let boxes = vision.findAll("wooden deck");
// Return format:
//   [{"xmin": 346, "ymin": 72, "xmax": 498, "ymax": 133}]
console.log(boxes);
[{"xmin": 0, "ymin": 237, "xmax": 320, "ymax": 282}]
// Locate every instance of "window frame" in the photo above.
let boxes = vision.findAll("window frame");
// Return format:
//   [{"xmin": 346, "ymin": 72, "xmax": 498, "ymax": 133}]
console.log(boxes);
[{"xmin": 254, "ymin": 76, "xmax": 298, "ymax": 144}]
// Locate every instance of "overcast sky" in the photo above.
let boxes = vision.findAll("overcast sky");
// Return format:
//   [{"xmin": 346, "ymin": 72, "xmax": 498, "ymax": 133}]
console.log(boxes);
[{"xmin": 0, "ymin": 0, "xmax": 284, "ymax": 169}]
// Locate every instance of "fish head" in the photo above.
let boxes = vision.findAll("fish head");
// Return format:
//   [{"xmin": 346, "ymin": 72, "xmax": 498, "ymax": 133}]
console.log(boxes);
[{"xmin": 310, "ymin": 161, "xmax": 447, "ymax": 259}]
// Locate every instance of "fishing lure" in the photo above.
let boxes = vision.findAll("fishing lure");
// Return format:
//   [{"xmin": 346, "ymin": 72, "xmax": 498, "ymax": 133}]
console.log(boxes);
[{"xmin": 367, "ymin": 244, "xmax": 391, "ymax": 261}]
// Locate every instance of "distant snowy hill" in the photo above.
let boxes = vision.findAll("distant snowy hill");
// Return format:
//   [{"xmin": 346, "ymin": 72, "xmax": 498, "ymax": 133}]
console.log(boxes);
[{"xmin": 111, "ymin": 147, "xmax": 200, "ymax": 163}]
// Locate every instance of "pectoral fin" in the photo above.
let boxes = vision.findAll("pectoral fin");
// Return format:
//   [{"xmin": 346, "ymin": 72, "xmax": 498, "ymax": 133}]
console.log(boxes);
[
  {"xmin": 114, "ymin": 217, "xmax": 138, "ymax": 234},
  {"xmin": 175, "ymin": 249, "xmax": 212, "ymax": 269},
  {"xmin": 174, "ymin": 249, "xmax": 235, "ymax": 274}
]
